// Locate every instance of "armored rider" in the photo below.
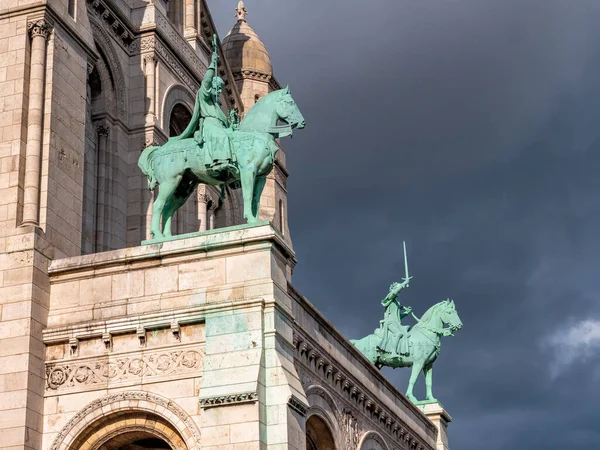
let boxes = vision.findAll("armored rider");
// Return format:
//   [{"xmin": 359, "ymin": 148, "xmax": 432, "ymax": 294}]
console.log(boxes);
[
  {"xmin": 173, "ymin": 35, "xmax": 238, "ymax": 177},
  {"xmin": 378, "ymin": 278, "xmax": 413, "ymax": 357}
]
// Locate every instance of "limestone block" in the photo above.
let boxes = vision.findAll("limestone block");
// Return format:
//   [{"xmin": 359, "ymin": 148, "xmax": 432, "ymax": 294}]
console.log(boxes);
[
  {"xmin": 178, "ymin": 258, "xmax": 226, "ymax": 290},
  {"xmin": 144, "ymin": 265, "xmax": 178, "ymax": 295}
]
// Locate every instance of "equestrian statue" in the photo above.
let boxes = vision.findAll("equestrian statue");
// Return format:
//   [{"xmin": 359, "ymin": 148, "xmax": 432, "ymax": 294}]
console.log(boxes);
[
  {"xmin": 351, "ymin": 242, "xmax": 463, "ymax": 404},
  {"xmin": 138, "ymin": 35, "xmax": 305, "ymax": 239}
]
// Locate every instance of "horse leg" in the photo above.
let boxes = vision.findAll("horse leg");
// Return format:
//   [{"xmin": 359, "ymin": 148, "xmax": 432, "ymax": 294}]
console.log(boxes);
[
  {"xmin": 424, "ymin": 366, "xmax": 438, "ymax": 402},
  {"xmin": 162, "ymin": 180, "xmax": 198, "ymax": 237},
  {"xmin": 150, "ymin": 175, "xmax": 181, "ymax": 239},
  {"xmin": 406, "ymin": 361, "xmax": 423, "ymax": 403},
  {"xmin": 239, "ymin": 166, "xmax": 257, "ymax": 223},
  {"xmin": 251, "ymin": 175, "xmax": 267, "ymax": 220}
]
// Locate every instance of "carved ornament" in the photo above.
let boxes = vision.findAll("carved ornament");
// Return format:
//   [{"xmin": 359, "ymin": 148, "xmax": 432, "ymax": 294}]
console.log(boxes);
[
  {"xmin": 87, "ymin": 0, "xmax": 134, "ymax": 50},
  {"xmin": 45, "ymin": 347, "xmax": 204, "ymax": 391},
  {"xmin": 199, "ymin": 392, "xmax": 258, "ymax": 408},
  {"xmin": 27, "ymin": 20, "xmax": 53, "ymax": 40},
  {"xmin": 288, "ymin": 395, "xmax": 309, "ymax": 416}
]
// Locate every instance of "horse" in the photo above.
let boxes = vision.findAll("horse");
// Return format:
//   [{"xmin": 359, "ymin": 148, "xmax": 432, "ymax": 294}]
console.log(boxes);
[
  {"xmin": 138, "ymin": 86, "xmax": 305, "ymax": 239},
  {"xmin": 351, "ymin": 299, "xmax": 463, "ymax": 403}
]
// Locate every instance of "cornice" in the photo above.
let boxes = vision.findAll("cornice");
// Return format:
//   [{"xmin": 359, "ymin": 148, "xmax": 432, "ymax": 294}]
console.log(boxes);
[
  {"xmin": 86, "ymin": 0, "xmax": 135, "ymax": 52},
  {"xmin": 199, "ymin": 392, "xmax": 258, "ymax": 408}
]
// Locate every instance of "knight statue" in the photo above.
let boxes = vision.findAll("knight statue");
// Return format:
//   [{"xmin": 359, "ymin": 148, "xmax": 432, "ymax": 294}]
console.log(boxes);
[
  {"xmin": 350, "ymin": 242, "xmax": 464, "ymax": 404},
  {"xmin": 170, "ymin": 35, "xmax": 237, "ymax": 178}
]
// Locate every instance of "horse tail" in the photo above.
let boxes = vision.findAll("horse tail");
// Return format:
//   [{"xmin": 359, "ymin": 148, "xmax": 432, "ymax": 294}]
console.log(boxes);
[{"xmin": 138, "ymin": 146, "xmax": 159, "ymax": 190}]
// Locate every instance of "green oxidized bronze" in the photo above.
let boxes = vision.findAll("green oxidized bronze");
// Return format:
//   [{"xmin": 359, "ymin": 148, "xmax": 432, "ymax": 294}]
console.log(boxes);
[
  {"xmin": 138, "ymin": 35, "xmax": 305, "ymax": 239},
  {"xmin": 351, "ymin": 242, "xmax": 463, "ymax": 404}
]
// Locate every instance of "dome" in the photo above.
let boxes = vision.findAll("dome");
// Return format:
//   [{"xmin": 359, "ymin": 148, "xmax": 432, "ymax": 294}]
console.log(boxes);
[{"xmin": 222, "ymin": 1, "xmax": 272, "ymax": 76}]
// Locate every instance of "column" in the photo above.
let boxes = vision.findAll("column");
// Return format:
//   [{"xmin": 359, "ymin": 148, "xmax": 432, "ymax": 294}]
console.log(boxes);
[
  {"xmin": 144, "ymin": 54, "xmax": 157, "ymax": 122},
  {"xmin": 95, "ymin": 125, "xmax": 109, "ymax": 251},
  {"xmin": 184, "ymin": 0, "xmax": 197, "ymax": 37},
  {"xmin": 21, "ymin": 20, "xmax": 52, "ymax": 226},
  {"xmin": 197, "ymin": 186, "xmax": 208, "ymax": 231}
]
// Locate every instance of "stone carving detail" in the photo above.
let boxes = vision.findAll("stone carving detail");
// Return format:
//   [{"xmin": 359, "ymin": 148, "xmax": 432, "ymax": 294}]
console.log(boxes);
[
  {"xmin": 27, "ymin": 19, "xmax": 53, "ymax": 40},
  {"xmin": 294, "ymin": 331, "xmax": 433, "ymax": 450},
  {"xmin": 87, "ymin": 0, "xmax": 134, "ymax": 50},
  {"xmin": 50, "ymin": 391, "xmax": 201, "ymax": 450},
  {"xmin": 339, "ymin": 408, "xmax": 361, "ymax": 450},
  {"xmin": 45, "ymin": 348, "xmax": 203, "ymax": 390},
  {"xmin": 97, "ymin": 125, "xmax": 109, "ymax": 138},
  {"xmin": 133, "ymin": 36, "xmax": 200, "ymax": 94},
  {"xmin": 199, "ymin": 392, "xmax": 258, "ymax": 408},
  {"xmin": 288, "ymin": 395, "xmax": 309, "ymax": 416}
]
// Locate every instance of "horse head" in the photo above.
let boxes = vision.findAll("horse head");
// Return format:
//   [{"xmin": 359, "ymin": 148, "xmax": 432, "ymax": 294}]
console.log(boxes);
[
  {"xmin": 438, "ymin": 299, "xmax": 463, "ymax": 333},
  {"xmin": 276, "ymin": 86, "xmax": 305, "ymax": 130},
  {"xmin": 413, "ymin": 299, "xmax": 463, "ymax": 335}
]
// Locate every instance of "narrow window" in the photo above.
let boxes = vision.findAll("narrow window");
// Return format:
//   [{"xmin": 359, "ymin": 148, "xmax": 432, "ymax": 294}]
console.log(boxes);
[{"xmin": 68, "ymin": 0, "xmax": 76, "ymax": 18}]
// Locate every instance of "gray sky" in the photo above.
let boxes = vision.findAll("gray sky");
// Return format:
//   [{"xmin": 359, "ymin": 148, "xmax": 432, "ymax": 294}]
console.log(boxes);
[{"xmin": 211, "ymin": 1, "xmax": 600, "ymax": 448}]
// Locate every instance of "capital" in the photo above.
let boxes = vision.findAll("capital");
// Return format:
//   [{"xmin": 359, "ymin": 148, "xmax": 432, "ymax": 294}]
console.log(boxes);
[
  {"xmin": 97, "ymin": 125, "xmax": 109, "ymax": 138},
  {"xmin": 144, "ymin": 54, "xmax": 157, "ymax": 64},
  {"xmin": 27, "ymin": 20, "xmax": 53, "ymax": 40}
]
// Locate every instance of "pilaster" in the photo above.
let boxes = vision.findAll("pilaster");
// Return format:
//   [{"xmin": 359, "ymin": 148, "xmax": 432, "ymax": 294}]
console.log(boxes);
[{"xmin": 418, "ymin": 403, "xmax": 452, "ymax": 450}]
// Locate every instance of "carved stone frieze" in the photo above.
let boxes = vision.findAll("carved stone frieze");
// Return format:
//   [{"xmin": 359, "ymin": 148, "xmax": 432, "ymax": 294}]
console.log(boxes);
[
  {"xmin": 294, "ymin": 331, "xmax": 433, "ymax": 450},
  {"xmin": 199, "ymin": 392, "xmax": 258, "ymax": 408},
  {"xmin": 45, "ymin": 347, "xmax": 204, "ymax": 391},
  {"xmin": 87, "ymin": 0, "xmax": 134, "ymax": 50}
]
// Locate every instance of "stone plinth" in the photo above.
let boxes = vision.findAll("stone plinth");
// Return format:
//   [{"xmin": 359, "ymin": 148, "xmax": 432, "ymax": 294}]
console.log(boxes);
[
  {"xmin": 418, "ymin": 402, "xmax": 452, "ymax": 450},
  {"xmin": 43, "ymin": 222, "xmax": 306, "ymax": 450}
]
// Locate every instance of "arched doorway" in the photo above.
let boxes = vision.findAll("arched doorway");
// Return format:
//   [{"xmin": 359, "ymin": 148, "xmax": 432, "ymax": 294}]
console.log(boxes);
[
  {"xmin": 306, "ymin": 414, "xmax": 336, "ymax": 450},
  {"xmin": 97, "ymin": 431, "xmax": 171, "ymax": 450}
]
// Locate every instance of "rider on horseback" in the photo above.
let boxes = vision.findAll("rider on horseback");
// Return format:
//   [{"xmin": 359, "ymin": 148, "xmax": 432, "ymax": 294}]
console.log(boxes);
[
  {"xmin": 377, "ymin": 278, "xmax": 413, "ymax": 357},
  {"xmin": 172, "ymin": 35, "xmax": 238, "ymax": 178}
]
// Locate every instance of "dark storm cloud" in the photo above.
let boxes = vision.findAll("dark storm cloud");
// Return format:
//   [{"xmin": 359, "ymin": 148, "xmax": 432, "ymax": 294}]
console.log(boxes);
[{"xmin": 210, "ymin": 1, "xmax": 600, "ymax": 448}]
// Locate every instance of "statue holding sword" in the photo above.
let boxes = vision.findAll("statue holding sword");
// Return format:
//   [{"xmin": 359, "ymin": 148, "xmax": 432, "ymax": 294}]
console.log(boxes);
[{"xmin": 377, "ymin": 241, "xmax": 413, "ymax": 357}]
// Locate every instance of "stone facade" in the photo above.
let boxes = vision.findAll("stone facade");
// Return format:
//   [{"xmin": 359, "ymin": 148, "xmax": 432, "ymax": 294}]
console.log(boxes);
[{"xmin": 0, "ymin": 1, "xmax": 450, "ymax": 449}]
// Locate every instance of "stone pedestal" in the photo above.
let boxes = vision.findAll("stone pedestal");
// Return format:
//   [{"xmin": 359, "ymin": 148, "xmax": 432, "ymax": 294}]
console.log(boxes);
[
  {"xmin": 43, "ymin": 222, "xmax": 307, "ymax": 450},
  {"xmin": 418, "ymin": 402, "xmax": 452, "ymax": 450}
]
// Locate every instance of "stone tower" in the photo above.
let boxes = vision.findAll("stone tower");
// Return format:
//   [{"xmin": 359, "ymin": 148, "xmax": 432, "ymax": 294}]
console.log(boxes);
[{"xmin": 222, "ymin": 1, "xmax": 293, "ymax": 245}]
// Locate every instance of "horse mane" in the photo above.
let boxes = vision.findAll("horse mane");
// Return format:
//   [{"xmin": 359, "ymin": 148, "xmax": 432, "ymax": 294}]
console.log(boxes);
[
  {"xmin": 416, "ymin": 301, "xmax": 447, "ymax": 325},
  {"xmin": 239, "ymin": 89, "xmax": 285, "ymax": 130}
]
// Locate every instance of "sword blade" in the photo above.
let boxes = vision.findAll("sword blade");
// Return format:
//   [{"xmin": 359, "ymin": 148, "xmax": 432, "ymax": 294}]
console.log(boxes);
[{"xmin": 403, "ymin": 241, "xmax": 409, "ymax": 280}]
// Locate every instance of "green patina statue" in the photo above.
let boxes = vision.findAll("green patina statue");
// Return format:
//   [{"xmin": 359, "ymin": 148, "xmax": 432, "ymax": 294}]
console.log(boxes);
[
  {"xmin": 351, "ymin": 243, "xmax": 463, "ymax": 404},
  {"xmin": 138, "ymin": 35, "xmax": 305, "ymax": 239}
]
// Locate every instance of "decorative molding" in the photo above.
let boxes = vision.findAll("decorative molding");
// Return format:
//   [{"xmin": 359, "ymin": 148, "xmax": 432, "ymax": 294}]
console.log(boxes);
[
  {"xmin": 295, "ymin": 331, "xmax": 433, "ymax": 450},
  {"xmin": 86, "ymin": 0, "xmax": 134, "ymax": 51},
  {"xmin": 89, "ymin": 20, "xmax": 127, "ymax": 120},
  {"xmin": 49, "ymin": 391, "xmax": 201, "ymax": 450},
  {"xmin": 133, "ymin": 36, "xmax": 200, "ymax": 95},
  {"xmin": 288, "ymin": 395, "xmax": 309, "ymax": 416},
  {"xmin": 199, "ymin": 392, "xmax": 258, "ymax": 408},
  {"xmin": 339, "ymin": 408, "xmax": 361, "ymax": 450},
  {"xmin": 27, "ymin": 19, "xmax": 53, "ymax": 40},
  {"xmin": 232, "ymin": 69, "xmax": 272, "ymax": 83},
  {"xmin": 45, "ymin": 347, "xmax": 204, "ymax": 391}
]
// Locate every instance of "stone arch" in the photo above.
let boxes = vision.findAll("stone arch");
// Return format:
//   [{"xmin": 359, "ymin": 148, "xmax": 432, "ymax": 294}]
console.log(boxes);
[
  {"xmin": 358, "ymin": 431, "xmax": 389, "ymax": 450},
  {"xmin": 162, "ymin": 84, "xmax": 195, "ymax": 132},
  {"xmin": 50, "ymin": 391, "xmax": 201, "ymax": 450},
  {"xmin": 89, "ymin": 20, "xmax": 127, "ymax": 120},
  {"xmin": 306, "ymin": 414, "xmax": 336, "ymax": 450},
  {"xmin": 305, "ymin": 385, "xmax": 342, "ymax": 449}
]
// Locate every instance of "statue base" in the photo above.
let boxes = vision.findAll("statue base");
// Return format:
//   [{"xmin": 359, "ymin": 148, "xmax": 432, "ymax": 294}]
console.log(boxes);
[
  {"xmin": 141, "ymin": 220, "xmax": 273, "ymax": 245},
  {"xmin": 417, "ymin": 402, "xmax": 452, "ymax": 450}
]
